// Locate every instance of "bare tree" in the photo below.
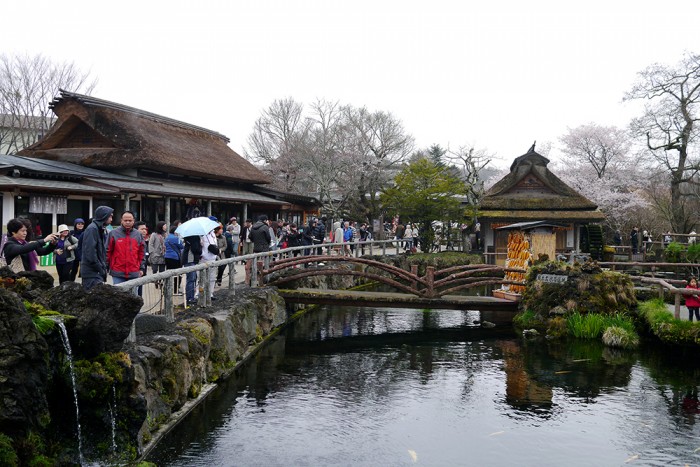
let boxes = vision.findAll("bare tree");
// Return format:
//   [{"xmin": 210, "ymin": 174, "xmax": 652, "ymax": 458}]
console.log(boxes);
[
  {"xmin": 245, "ymin": 97, "xmax": 310, "ymax": 191},
  {"xmin": 0, "ymin": 53, "xmax": 96, "ymax": 154},
  {"xmin": 445, "ymin": 144, "xmax": 492, "ymax": 219},
  {"xmin": 342, "ymin": 106, "xmax": 414, "ymax": 222},
  {"xmin": 624, "ymin": 52, "xmax": 700, "ymax": 233},
  {"xmin": 299, "ymin": 99, "xmax": 351, "ymax": 218},
  {"xmin": 560, "ymin": 123, "xmax": 630, "ymax": 178}
]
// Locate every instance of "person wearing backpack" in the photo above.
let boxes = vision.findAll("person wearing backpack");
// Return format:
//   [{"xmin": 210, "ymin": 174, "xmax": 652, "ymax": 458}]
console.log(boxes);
[{"xmin": 164, "ymin": 225, "xmax": 183, "ymax": 293}]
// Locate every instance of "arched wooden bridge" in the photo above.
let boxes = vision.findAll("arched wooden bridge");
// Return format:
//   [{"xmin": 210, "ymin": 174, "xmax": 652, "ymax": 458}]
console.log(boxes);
[{"xmin": 262, "ymin": 255, "xmax": 524, "ymax": 310}]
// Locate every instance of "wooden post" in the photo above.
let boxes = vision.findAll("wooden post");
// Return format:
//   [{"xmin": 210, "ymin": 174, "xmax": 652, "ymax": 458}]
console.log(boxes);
[
  {"xmin": 369, "ymin": 241, "xmax": 373, "ymax": 256},
  {"xmin": 411, "ymin": 264, "xmax": 418, "ymax": 292},
  {"xmin": 251, "ymin": 259, "xmax": 258, "ymax": 287},
  {"xmin": 674, "ymin": 293, "xmax": 681, "ymax": 320},
  {"xmin": 205, "ymin": 267, "xmax": 212, "ymax": 307},
  {"xmin": 164, "ymin": 196, "xmax": 171, "ymax": 227},
  {"xmin": 382, "ymin": 242, "xmax": 386, "ymax": 256},
  {"xmin": 164, "ymin": 276, "xmax": 174, "ymax": 322},
  {"xmin": 198, "ymin": 268, "xmax": 207, "ymax": 306},
  {"xmin": 124, "ymin": 193, "xmax": 130, "ymax": 213},
  {"xmin": 425, "ymin": 266, "xmax": 435, "ymax": 297},
  {"xmin": 228, "ymin": 262, "xmax": 235, "ymax": 291},
  {"xmin": 658, "ymin": 284, "xmax": 665, "ymax": 300},
  {"xmin": 355, "ymin": 241, "xmax": 360, "ymax": 258}
]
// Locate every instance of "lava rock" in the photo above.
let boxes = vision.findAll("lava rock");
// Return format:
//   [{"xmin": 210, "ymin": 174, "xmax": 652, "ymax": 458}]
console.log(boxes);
[
  {"xmin": 0, "ymin": 287, "xmax": 50, "ymax": 436},
  {"xmin": 549, "ymin": 306, "xmax": 567, "ymax": 316},
  {"xmin": 39, "ymin": 282, "xmax": 143, "ymax": 358}
]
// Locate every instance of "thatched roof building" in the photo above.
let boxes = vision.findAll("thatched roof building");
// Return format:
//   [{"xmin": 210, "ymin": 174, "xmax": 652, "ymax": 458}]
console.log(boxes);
[
  {"xmin": 481, "ymin": 144, "xmax": 603, "ymax": 221},
  {"xmin": 478, "ymin": 144, "xmax": 605, "ymax": 264},
  {"xmin": 20, "ymin": 90, "xmax": 269, "ymax": 185},
  {"xmin": 8, "ymin": 91, "xmax": 318, "ymax": 236}
]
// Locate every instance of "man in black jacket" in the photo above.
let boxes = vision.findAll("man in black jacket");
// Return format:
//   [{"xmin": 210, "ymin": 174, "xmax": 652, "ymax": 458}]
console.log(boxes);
[
  {"xmin": 81, "ymin": 206, "xmax": 114, "ymax": 290},
  {"xmin": 246, "ymin": 215, "xmax": 271, "ymax": 284},
  {"xmin": 250, "ymin": 215, "xmax": 271, "ymax": 253}
]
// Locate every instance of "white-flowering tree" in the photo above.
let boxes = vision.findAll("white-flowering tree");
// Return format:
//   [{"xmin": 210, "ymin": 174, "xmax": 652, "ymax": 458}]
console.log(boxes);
[
  {"xmin": 555, "ymin": 163, "xmax": 649, "ymax": 234},
  {"xmin": 560, "ymin": 123, "xmax": 631, "ymax": 178},
  {"xmin": 0, "ymin": 53, "xmax": 96, "ymax": 154}
]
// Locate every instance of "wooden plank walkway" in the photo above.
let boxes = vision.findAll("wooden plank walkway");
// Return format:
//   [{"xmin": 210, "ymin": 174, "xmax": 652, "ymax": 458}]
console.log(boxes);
[{"xmin": 279, "ymin": 288, "xmax": 520, "ymax": 311}]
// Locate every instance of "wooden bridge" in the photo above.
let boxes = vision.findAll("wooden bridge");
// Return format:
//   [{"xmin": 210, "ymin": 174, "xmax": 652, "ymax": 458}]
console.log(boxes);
[
  {"xmin": 279, "ymin": 288, "xmax": 519, "ymax": 310},
  {"xmin": 262, "ymin": 254, "xmax": 522, "ymax": 311}
]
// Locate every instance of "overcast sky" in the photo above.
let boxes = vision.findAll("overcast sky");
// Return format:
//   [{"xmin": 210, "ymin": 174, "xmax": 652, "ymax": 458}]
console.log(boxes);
[{"xmin": 3, "ymin": 1, "xmax": 700, "ymax": 167}]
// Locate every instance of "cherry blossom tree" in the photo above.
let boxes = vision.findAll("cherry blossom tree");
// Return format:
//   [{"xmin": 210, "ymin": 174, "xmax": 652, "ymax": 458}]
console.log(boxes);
[
  {"xmin": 560, "ymin": 123, "xmax": 630, "ymax": 178},
  {"xmin": 555, "ymin": 163, "xmax": 649, "ymax": 234}
]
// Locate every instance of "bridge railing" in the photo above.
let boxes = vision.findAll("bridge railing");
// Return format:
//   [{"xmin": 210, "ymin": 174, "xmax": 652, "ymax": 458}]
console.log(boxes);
[{"xmin": 115, "ymin": 238, "xmax": 419, "ymax": 320}]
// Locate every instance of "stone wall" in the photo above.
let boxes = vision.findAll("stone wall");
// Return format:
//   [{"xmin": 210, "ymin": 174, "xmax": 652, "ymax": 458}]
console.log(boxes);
[{"xmin": 0, "ymin": 264, "xmax": 367, "ymax": 464}]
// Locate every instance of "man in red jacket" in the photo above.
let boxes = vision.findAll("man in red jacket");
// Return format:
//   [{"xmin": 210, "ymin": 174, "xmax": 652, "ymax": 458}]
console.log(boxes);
[{"xmin": 107, "ymin": 211, "xmax": 145, "ymax": 288}]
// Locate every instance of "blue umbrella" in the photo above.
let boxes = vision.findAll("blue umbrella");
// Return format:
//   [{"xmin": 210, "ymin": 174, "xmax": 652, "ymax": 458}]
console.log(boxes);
[{"xmin": 175, "ymin": 217, "xmax": 220, "ymax": 237}]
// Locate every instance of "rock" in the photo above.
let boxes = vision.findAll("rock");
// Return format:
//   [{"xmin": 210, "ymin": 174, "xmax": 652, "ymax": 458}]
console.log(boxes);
[
  {"xmin": 549, "ymin": 306, "xmax": 567, "ymax": 316},
  {"xmin": 523, "ymin": 329, "xmax": 539, "ymax": 338},
  {"xmin": 481, "ymin": 320, "xmax": 496, "ymax": 328},
  {"xmin": 0, "ymin": 288, "xmax": 50, "ymax": 436},
  {"xmin": 40, "ymin": 282, "xmax": 143, "ymax": 358},
  {"xmin": 135, "ymin": 314, "xmax": 168, "ymax": 335}
]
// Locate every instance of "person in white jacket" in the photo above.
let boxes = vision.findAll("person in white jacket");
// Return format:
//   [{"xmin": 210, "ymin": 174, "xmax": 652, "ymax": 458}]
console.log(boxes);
[{"xmin": 199, "ymin": 223, "xmax": 219, "ymax": 301}]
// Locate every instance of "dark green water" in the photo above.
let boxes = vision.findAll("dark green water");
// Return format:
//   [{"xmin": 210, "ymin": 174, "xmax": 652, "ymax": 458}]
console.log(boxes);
[{"xmin": 147, "ymin": 306, "xmax": 700, "ymax": 466}]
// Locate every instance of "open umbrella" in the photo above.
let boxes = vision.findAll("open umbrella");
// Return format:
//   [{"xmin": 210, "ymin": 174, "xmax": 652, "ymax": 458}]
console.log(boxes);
[{"xmin": 175, "ymin": 217, "xmax": 220, "ymax": 237}]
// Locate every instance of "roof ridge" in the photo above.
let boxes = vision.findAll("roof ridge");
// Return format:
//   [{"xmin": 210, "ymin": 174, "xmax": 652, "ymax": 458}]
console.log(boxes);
[{"xmin": 53, "ymin": 90, "xmax": 230, "ymax": 143}]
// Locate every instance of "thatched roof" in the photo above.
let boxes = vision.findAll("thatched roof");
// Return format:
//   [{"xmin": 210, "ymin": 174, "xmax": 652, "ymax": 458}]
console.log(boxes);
[
  {"xmin": 481, "ymin": 144, "xmax": 599, "ymax": 212},
  {"xmin": 19, "ymin": 91, "xmax": 269, "ymax": 184}
]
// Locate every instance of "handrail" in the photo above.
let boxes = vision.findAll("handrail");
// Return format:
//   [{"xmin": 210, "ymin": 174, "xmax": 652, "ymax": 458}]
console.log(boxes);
[
  {"xmin": 115, "ymin": 238, "xmax": 518, "ymax": 342},
  {"xmin": 637, "ymin": 276, "xmax": 700, "ymax": 319}
]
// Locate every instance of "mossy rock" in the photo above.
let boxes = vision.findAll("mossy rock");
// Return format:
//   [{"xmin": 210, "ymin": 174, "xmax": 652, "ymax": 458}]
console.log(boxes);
[{"xmin": 523, "ymin": 261, "xmax": 636, "ymax": 318}]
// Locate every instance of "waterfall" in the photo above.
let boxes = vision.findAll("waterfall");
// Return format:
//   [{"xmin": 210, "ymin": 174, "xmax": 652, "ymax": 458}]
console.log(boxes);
[
  {"xmin": 109, "ymin": 385, "xmax": 117, "ymax": 453},
  {"xmin": 55, "ymin": 320, "xmax": 84, "ymax": 464}
]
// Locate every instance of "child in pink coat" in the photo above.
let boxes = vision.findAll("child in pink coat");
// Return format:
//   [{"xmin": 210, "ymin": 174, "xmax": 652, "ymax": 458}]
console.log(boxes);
[{"xmin": 685, "ymin": 277, "xmax": 700, "ymax": 322}]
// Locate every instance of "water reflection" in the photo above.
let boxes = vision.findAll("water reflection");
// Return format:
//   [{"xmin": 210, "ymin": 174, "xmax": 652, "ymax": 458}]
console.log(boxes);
[{"xmin": 148, "ymin": 305, "xmax": 700, "ymax": 466}]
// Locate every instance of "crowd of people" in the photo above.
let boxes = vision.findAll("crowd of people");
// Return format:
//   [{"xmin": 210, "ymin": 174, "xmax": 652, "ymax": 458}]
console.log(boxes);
[
  {"xmin": 1, "ymin": 209, "xmax": 426, "ymax": 308},
  {"xmin": 613, "ymin": 227, "xmax": 699, "ymax": 254}
]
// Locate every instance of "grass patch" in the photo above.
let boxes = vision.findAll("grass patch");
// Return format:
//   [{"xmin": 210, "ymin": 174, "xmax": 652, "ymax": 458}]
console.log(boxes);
[
  {"xmin": 566, "ymin": 312, "xmax": 636, "ymax": 340},
  {"xmin": 513, "ymin": 309, "xmax": 547, "ymax": 330},
  {"xmin": 638, "ymin": 298, "xmax": 700, "ymax": 345}
]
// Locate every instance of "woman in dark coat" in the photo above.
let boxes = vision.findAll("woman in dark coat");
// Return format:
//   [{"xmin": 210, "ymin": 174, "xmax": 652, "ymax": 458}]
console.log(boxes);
[
  {"xmin": 69, "ymin": 218, "xmax": 86, "ymax": 281},
  {"xmin": 2, "ymin": 218, "xmax": 57, "ymax": 272},
  {"xmin": 630, "ymin": 227, "xmax": 639, "ymax": 254}
]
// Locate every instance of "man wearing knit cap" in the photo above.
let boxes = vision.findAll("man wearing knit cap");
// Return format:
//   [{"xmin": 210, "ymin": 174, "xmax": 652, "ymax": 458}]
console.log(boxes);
[{"xmin": 81, "ymin": 206, "xmax": 114, "ymax": 290}]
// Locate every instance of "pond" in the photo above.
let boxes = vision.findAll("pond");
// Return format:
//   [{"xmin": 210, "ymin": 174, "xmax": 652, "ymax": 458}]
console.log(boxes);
[{"xmin": 147, "ymin": 305, "xmax": 700, "ymax": 466}]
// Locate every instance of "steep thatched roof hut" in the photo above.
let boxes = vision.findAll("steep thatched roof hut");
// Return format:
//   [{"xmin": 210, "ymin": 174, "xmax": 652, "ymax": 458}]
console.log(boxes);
[
  {"xmin": 20, "ymin": 90, "xmax": 269, "ymax": 185},
  {"xmin": 479, "ymin": 144, "xmax": 605, "ymax": 264},
  {"xmin": 481, "ymin": 143, "xmax": 602, "ymax": 218}
]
